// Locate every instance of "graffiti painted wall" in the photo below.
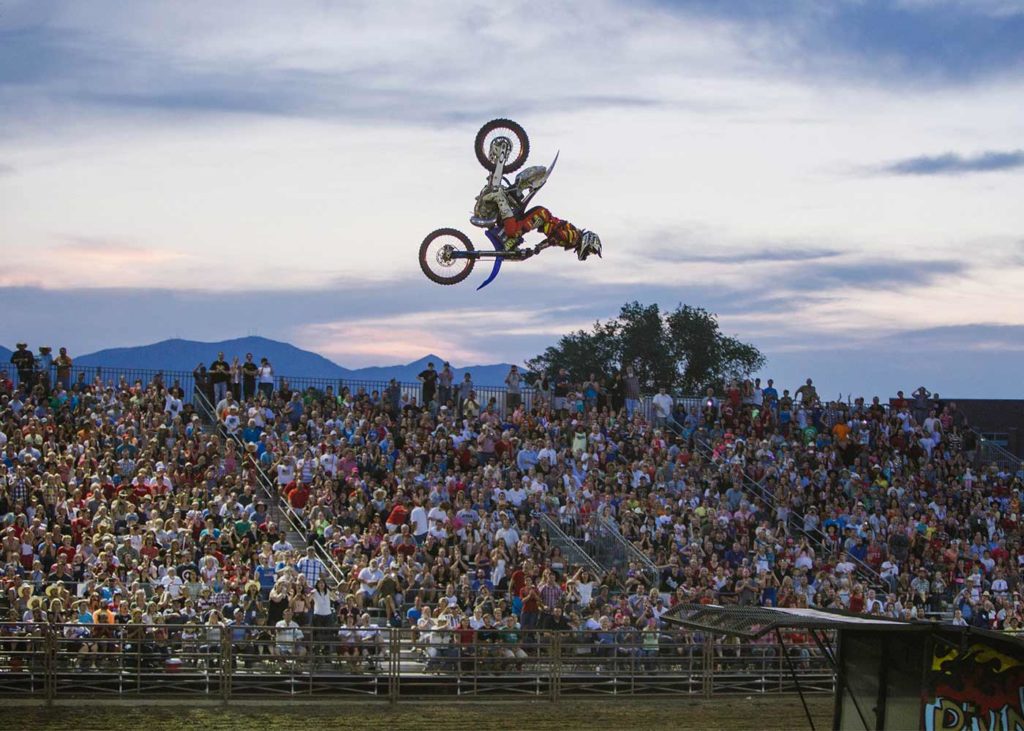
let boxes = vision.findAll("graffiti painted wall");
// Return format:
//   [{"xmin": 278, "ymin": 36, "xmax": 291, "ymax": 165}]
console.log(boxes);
[{"xmin": 923, "ymin": 639, "xmax": 1024, "ymax": 731}]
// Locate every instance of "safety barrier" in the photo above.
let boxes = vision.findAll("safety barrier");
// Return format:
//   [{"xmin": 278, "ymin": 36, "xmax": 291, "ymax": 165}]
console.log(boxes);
[
  {"xmin": 0, "ymin": 623, "xmax": 834, "ymax": 702},
  {"xmin": 13, "ymin": 362, "xmax": 668, "ymax": 422}
]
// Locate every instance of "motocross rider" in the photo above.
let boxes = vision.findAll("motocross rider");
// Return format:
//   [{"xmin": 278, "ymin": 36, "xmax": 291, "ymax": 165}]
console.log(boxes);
[{"xmin": 474, "ymin": 159, "xmax": 602, "ymax": 261}]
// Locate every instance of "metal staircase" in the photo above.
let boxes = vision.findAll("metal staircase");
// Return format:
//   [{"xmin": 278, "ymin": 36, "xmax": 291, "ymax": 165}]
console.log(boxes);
[
  {"xmin": 671, "ymin": 418, "xmax": 883, "ymax": 588},
  {"xmin": 588, "ymin": 514, "xmax": 660, "ymax": 588},
  {"xmin": 534, "ymin": 512, "xmax": 603, "ymax": 578},
  {"xmin": 190, "ymin": 389, "xmax": 344, "ymax": 587},
  {"xmin": 973, "ymin": 428, "xmax": 1022, "ymax": 475}
]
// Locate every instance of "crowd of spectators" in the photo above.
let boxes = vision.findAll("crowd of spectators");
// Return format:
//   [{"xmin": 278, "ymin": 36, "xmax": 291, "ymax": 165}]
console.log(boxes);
[{"xmin": 1, "ymin": 347, "xmax": 1022, "ymax": 674}]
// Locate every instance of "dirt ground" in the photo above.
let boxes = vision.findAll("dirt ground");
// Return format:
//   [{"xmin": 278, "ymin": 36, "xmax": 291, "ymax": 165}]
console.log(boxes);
[{"xmin": 6, "ymin": 697, "xmax": 834, "ymax": 730}]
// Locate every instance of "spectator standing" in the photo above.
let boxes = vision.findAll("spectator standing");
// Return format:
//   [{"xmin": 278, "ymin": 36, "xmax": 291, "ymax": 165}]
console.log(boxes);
[
  {"xmin": 209, "ymin": 352, "xmax": 231, "ymax": 403},
  {"xmin": 385, "ymin": 378, "xmax": 402, "ymax": 417},
  {"xmin": 795, "ymin": 378, "xmax": 818, "ymax": 405},
  {"xmin": 762, "ymin": 378, "xmax": 779, "ymax": 413},
  {"xmin": 438, "ymin": 362, "xmax": 454, "ymax": 406},
  {"xmin": 192, "ymin": 363, "xmax": 211, "ymax": 406},
  {"xmin": 284, "ymin": 393, "xmax": 303, "ymax": 430},
  {"xmin": 258, "ymin": 357, "xmax": 274, "ymax": 398},
  {"xmin": 36, "ymin": 346, "xmax": 53, "ymax": 393},
  {"xmin": 230, "ymin": 356, "xmax": 242, "ymax": 400},
  {"xmin": 164, "ymin": 388, "xmax": 184, "ymax": 418},
  {"xmin": 457, "ymin": 373, "xmax": 473, "ymax": 413},
  {"xmin": 652, "ymin": 387, "xmax": 673, "ymax": 428},
  {"xmin": 504, "ymin": 365, "xmax": 522, "ymax": 414},
  {"xmin": 623, "ymin": 366, "xmax": 640, "ymax": 418},
  {"xmin": 310, "ymin": 578, "xmax": 335, "ymax": 656},
  {"xmin": 519, "ymin": 576, "xmax": 541, "ymax": 632},
  {"xmin": 296, "ymin": 547, "xmax": 325, "ymax": 586},
  {"xmin": 912, "ymin": 386, "xmax": 931, "ymax": 426},
  {"xmin": 608, "ymin": 371, "xmax": 625, "ymax": 413},
  {"xmin": 533, "ymin": 372, "xmax": 551, "ymax": 410},
  {"xmin": 241, "ymin": 353, "xmax": 259, "ymax": 401},
  {"xmin": 418, "ymin": 361, "xmax": 438, "ymax": 408},
  {"xmin": 10, "ymin": 342, "xmax": 34, "ymax": 388},
  {"xmin": 54, "ymin": 347, "xmax": 73, "ymax": 391},
  {"xmin": 553, "ymin": 368, "xmax": 570, "ymax": 413}
]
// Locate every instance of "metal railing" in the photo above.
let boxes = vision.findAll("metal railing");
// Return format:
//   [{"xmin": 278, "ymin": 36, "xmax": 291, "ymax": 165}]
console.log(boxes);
[
  {"xmin": 12, "ymin": 361, "xmax": 666, "ymax": 421},
  {"xmin": 974, "ymin": 428, "xmax": 1022, "ymax": 475},
  {"xmin": 585, "ymin": 515, "xmax": 660, "ymax": 589},
  {"xmin": 534, "ymin": 512, "xmax": 604, "ymax": 579},
  {"xmin": 192, "ymin": 388, "xmax": 346, "ymax": 589},
  {"xmin": 689, "ymin": 430, "xmax": 884, "ymax": 589},
  {"xmin": 0, "ymin": 623, "xmax": 835, "ymax": 701}
]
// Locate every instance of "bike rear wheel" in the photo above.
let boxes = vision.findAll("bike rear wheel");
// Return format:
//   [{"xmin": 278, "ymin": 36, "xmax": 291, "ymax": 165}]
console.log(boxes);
[
  {"xmin": 419, "ymin": 228, "xmax": 476, "ymax": 285},
  {"xmin": 474, "ymin": 119, "xmax": 530, "ymax": 174}
]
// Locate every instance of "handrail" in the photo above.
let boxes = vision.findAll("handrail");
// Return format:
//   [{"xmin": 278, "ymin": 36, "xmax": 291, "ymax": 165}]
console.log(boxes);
[
  {"xmin": 592, "ymin": 514, "xmax": 660, "ymax": 588},
  {"xmin": 690, "ymin": 429, "xmax": 883, "ymax": 589},
  {"xmin": 0, "ymin": 621, "xmax": 839, "ymax": 703},
  {"xmin": 534, "ymin": 511, "xmax": 604, "ymax": 578},
  {"xmin": 973, "ymin": 427, "xmax": 1022, "ymax": 475},
  {"xmin": 691, "ymin": 431, "xmax": 776, "ymax": 515},
  {"xmin": 192, "ymin": 388, "xmax": 346, "ymax": 588},
  {"xmin": 34, "ymin": 361, "xmax": 659, "ymax": 421}
]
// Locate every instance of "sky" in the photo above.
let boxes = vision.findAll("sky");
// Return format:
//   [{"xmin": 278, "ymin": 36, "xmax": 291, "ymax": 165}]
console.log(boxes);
[{"xmin": 1, "ymin": 0, "xmax": 1023, "ymax": 397}]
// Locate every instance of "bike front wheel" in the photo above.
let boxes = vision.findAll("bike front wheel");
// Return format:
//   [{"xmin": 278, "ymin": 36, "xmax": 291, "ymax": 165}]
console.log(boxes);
[
  {"xmin": 474, "ymin": 119, "xmax": 530, "ymax": 174},
  {"xmin": 419, "ymin": 228, "xmax": 476, "ymax": 285}
]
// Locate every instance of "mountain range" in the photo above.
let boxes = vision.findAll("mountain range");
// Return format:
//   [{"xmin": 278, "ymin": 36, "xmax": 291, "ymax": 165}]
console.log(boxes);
[{"xmin": 2, "ymin": 337, "xmax": 518, "ymax": 387}]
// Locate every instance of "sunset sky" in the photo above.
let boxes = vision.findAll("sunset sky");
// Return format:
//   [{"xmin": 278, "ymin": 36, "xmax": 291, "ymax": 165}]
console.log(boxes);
[{"xmin": 2, "ymin": 1, "xmax": 1022, "ymax": 397}]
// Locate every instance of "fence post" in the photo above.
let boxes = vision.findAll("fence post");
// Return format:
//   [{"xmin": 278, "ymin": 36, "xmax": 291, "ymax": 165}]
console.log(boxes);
[
  {"xmin": 220, "ymin": 631, "xmax": 231, "ymax": 704},
  {"xmin": 45, "ymin": 626, "xmax": 56, "ymax": 706},
  {"xmin": 388, "ymin": 629, "xmax": 399, "ymax": 704},
  {"xmin": 703, "ymin": 634, "xmax": 713, "ymax": 698},
  {"xmin": 551, "ymin": 632, "xmax": 561, "ymax": 703}
]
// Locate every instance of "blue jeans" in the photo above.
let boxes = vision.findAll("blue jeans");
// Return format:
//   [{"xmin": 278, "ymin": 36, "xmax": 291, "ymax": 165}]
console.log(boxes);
[{"xmin": 626, "ymin": 398, "xmax": 639, "ymax": 417}]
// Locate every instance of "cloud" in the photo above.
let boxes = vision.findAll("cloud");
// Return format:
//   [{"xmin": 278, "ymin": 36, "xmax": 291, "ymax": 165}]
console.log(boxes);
[
  {"xmin": 0, "ymin": 163, "xmax": 14, "ymax": 176},
  {"xmin": 875, "ymin": 323, "xmax": 1024, "ymax": 352},
  {"xmin": 653, "ymin": 0, "xmax": 1024, "ymax": 82},
  {"xmin": 649, "ymin": 246, "xmax": 842, "ymax": 264},
  {"xmin": 880, "ymin": 149, "xmax": 1024, "ymax": 175},
  {"xmin": 787, "ymin": 257, "xmax": 966, "ymax": 290},
  {"xmin": 53, "ymin": 237, "xmax": 185, "ymax": 263},
  {"xmin": 1, "ymin": 1, "xmax": 1022, "ymax": 400},
  {"xmin": 2, "ymin": 280, "xmax": 1019, "ymax": 397}
]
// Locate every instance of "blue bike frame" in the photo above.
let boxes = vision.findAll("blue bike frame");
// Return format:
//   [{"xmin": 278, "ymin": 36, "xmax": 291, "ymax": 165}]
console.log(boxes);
[{"xmin": 449, "ymin": 227, "xmax": 515, "ymax": 291}]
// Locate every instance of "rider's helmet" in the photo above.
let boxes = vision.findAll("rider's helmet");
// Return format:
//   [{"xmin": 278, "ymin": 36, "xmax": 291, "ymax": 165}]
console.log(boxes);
[{"xmin": 576, "ymin": 231, "xmax": 602, "ymax": 261}]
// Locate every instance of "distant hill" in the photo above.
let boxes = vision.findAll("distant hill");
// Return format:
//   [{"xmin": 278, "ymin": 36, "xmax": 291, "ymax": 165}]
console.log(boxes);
[
  {"xmin": 76, "ymin": 337, "xmax": 351, "ymax": 378},
  {"xmin": 8, "ymin": 337, "xmax": 519, "ymax": 387},
  {"xmin": 346, "ymin": 355, "xmax": 517, "ymax": 387}
]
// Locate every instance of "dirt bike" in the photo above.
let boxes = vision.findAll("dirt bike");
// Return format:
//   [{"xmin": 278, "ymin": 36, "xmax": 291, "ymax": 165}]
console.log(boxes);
[{"xmin": 418, "ymin": 119, "xmax": 566, "ymax": 290}]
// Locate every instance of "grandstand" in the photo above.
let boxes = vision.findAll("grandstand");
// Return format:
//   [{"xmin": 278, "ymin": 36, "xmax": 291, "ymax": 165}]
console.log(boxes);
[{"xmin": 1, "ymin": 354, "xmax": 1022, "ymax": 707}]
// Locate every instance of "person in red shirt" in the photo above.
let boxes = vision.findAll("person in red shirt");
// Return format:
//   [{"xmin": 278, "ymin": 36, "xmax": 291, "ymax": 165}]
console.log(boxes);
[
  {"xmin": 848, "ymin": 586, "xmax": 866, "ymax": 614},
  {"xmin": 519, "ymin": 576, "xmax": 541, "ymax": 631},
  {"xmin": 864, "ymin": 540, "xmax": 883, "ymax": 569},
  {"xmin": 287, "ymin": 483, "xmax": 310, "ymax": 514},
  {"xmin": 70, "ymin": 514, "xmax": 92, "ymax": 545},
  {"xmin": 456, "ymin": 614, "xmax": 476, "ymax": 671},
  {"xmin": 386, "ymin": 500, "xmax": 409, "ymax": 533},
  {"xmin": 393, "ymin": 525, "xmax": 418, "ymax": 559}
]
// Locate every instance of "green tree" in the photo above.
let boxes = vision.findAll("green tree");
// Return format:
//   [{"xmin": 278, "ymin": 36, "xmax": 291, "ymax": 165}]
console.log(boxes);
[
  {"xmin": 526, "ymin": 301, "xmax": 764, "ymax": 393},
  {"xmin": 524, "ymin": 319, "xmax": 619, "ymax": 383}
]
